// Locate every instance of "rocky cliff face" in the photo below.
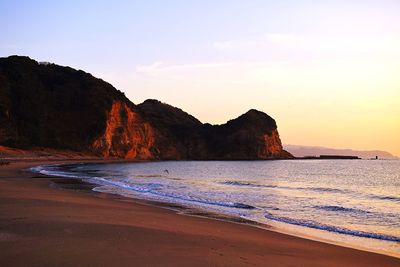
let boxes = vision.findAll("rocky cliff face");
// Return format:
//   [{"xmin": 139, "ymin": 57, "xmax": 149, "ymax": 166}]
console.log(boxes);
[
  {"xmin": 136, "ymin": 101, "xmax": 292, "ymax": 160},
  {"xmin": 0, "ymin": 56, "xmax": 292, "ymax": 160},
  {"xmin": 92, "ymin": 101, "xmax": 156, "ymax": 159}
]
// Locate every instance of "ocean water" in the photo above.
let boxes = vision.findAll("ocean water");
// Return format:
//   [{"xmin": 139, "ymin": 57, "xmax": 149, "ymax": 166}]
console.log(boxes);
[{"xmin": 31, "ymin": 160, "xmax": 400, "ymax": 256}]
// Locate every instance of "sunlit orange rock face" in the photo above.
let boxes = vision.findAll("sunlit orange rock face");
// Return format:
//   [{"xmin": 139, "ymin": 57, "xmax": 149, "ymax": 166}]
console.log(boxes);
[
  {"xmin": 260, "ymin": 130, "xmax": 286, "ymax": 158},
  {"xmin": 0, "ymin": 56, "xmax": 293, "ymax": 160},
  {"xmin": 92, "ymin": 101, "xmax": 156, "ymax": 159},
  {"xmin": 91, "ymin": 100, "xmax": 192, "ymax": 160}
]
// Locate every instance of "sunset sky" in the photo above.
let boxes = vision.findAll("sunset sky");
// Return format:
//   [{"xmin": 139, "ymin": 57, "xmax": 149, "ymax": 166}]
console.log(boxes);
[{"xmin": 1, "ymin": 0, "xmax": 399, "ymax": 155}]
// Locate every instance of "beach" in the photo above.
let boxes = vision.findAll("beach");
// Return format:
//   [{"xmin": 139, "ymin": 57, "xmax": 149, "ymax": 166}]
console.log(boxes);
[{"xmin": 1, "ymin": 160, "xmax": 399, "ymax": 267}]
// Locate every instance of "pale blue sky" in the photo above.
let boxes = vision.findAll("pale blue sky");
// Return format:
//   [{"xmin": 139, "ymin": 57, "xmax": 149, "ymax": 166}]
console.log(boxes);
[{"xmin": 1, "ymin": 1, "xmax": 400, "ymax": 154}]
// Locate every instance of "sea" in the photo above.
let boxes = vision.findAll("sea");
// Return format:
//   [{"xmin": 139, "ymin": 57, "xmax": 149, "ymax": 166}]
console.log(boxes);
[{"xmin": 31, "ymin": 159, "xmax": 400, "ymax": 256}]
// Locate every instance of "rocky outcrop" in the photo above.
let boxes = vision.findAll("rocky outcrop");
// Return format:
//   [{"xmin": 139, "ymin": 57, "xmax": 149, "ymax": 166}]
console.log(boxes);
[
  {"xmin": 202, "ymin": 109, "xmax": 291, "ymax": 159},
  {"xmin": 136, "ymin": 101, "xmax": 292, "ymax": 160},
  {"xmin": 0, "ymin": 56, "xmax": 292, "ymax": 160}
]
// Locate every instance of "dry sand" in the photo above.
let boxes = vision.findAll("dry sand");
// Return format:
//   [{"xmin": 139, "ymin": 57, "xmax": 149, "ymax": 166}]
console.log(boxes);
[{"xmin": 0, "ymin": 160, "xmax": 399, "ymax": 267}]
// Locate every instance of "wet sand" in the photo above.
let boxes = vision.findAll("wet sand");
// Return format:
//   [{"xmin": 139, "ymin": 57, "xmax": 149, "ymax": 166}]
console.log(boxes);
[{"xmin": 0, "ymin": 160, "xmax": 399, "ymax": 266}]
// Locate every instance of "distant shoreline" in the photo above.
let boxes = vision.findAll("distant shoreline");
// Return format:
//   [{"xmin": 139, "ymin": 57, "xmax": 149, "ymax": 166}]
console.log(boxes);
[
  {"xmin": 295, "ymin": 155, "xmax": 361, "ymax": 160},
  {"xmin": 284, "ymin": 145, "xmax": 398, "ymax": 159}
]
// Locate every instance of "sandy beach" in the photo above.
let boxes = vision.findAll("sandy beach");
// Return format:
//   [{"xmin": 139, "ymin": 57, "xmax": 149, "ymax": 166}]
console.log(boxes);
[{"xmin": 0, "ymin": 160, "xmax": 399, "ymax": 267}]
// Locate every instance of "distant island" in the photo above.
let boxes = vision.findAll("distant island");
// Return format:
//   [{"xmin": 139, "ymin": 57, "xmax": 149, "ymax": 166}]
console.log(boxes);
[
  {"xmin": 285, "ymin": 145, "xmax": 396, "ymax": 159},
  {"xmin": 297, "ymin": 155, "xmax": 360, "ymax": 160},
  {"xmin": 0, "ymin": 56, "xmax": 292, "ymax": 160}
]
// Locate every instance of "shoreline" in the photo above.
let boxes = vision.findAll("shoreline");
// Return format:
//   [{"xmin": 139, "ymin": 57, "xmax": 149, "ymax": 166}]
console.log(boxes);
[
  {"xmin": 45, "ymin": 164, "xmax": 400, "ymax": 259},
  {"xmin": 33, "ymin": 160, "xmax": 400, "ymax": 258},
  {"xmin": 1, "ymin": 159, "xmax": 399, "ymax": 266}
]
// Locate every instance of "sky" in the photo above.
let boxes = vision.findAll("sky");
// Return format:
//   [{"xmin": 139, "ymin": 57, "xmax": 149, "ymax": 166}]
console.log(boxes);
[{"xmin": 1, "ymin": 0, "xmax": 399, "ymax": 155}]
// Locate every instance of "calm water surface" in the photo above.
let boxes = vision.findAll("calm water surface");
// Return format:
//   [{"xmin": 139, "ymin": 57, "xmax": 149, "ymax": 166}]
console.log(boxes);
[{"xmin": 32, "ymin": 160, "xmax": 400, "ymax": 256}]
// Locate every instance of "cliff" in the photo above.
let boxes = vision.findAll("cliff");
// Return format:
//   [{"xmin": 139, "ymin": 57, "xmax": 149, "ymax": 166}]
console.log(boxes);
[
  {"xmin": 0, "ymin": 56, "xmax": 292, "ymax": 160},
  {"xmin": 92, "ymin": 101, "xmax": 157, "ymax": 159},
  {"xmin": 201, "ymin": 109, "xmax": 290, "ymax": 159}
]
